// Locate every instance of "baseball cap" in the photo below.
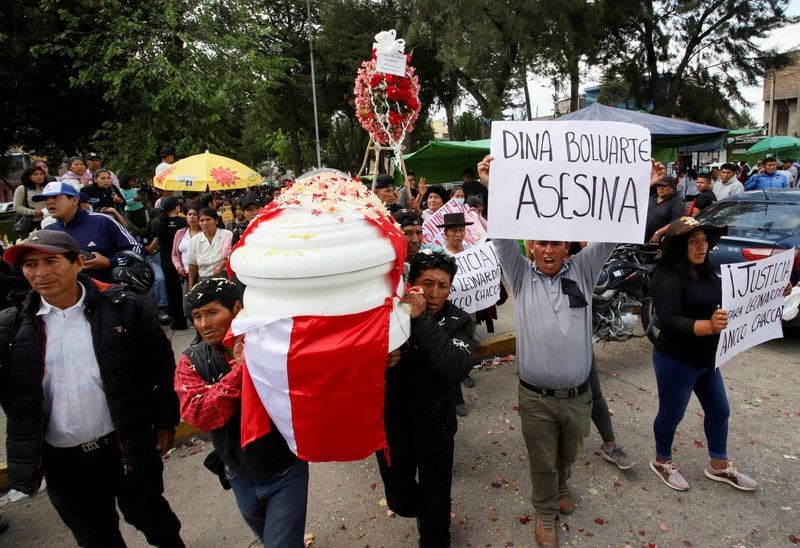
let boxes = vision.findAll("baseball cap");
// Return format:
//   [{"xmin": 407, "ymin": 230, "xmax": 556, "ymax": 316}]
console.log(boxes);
[
  {"xmin": 160, "ymin": 196, "xmax": 181, "ymax": 211},
  {"xmin": 392, "ymin": 209, "xmax": 422, "ymax": 227},
  {"xmin": 239, "ymin": 192, "xmax": 262, "ymax": 209},
  {"xmin": 85, "ymin": 152, "xmax": 102, "ymax": 160},
  {"xmin": 654, "ymin": 175, "xmax": 676, "ymax": 186},
  {"xmin": 31, "ymin": 181, "xmax": 81, "ymax": 202},
  {"xmin": 4, "ymin": 231, "xmax": 81, "ymax": 265}
]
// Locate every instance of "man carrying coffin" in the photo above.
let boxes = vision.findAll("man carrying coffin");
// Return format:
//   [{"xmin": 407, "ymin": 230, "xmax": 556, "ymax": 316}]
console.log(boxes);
[
  {"xmin": 477, "ymin": 155, "xmax": 664, "ymax": 547},
  {"xmin": 376, "ymin": 251, "xmax": 475, "ymax": 548},
  {"xmin": 175, "ymin": 279, "xmax": 309, "ymax": 547}
]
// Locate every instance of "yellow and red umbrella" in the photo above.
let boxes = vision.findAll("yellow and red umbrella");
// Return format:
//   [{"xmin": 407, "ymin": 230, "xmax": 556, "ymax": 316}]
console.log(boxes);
[{"xmin": 154, "ymin": 150, "xmax": 262, "ymax": 191}]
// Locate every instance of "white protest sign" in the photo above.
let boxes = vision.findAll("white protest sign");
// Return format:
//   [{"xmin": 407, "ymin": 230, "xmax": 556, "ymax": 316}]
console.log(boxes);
[
  {"xmin": 487, "ymin": 121, "xmax": 651, "ymax": 243},
  {"xmin": 715, "ymin": 248, "xmax": 794, "ymax": 367},
  {"xmin": 449, "ymin": 241, "xmax": 502, "ymax": 314},
  {"xmin": 422, "ymin": 200, "xmax": 487, "ymax": 248}
]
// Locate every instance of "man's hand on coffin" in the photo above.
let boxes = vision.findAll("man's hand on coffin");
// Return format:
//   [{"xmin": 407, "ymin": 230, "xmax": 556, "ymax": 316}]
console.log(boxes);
[
  {"xmin": 386, "ymin": 349, "xmax": 401, "ymax": 369},
  {"xmin": 404, "ymin": 291, "xmax": 427, "ymax": 318}
]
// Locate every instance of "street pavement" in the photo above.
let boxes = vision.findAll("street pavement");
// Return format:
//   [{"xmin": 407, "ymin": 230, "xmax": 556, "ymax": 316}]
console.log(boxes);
[{"xmin": 2, "ymin": 295, "xmax": 799, "ymax": 547}]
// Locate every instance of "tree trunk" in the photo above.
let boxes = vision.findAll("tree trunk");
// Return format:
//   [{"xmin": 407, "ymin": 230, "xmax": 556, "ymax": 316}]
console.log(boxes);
[
  {"xmin": 568, "ymin": 54, "xmax": 580, "ymax": 112},
  {"xmin": 455, "ymin": 69, "xmax": 493, "ymax": 137},
  {"xmin": 522, "ymin": 66, "xmax": 532, "ymax": 120},
  {"xmin": 445, "ymin": 100, "xmax": 456, "ymax": 139},
  {"xmin": 642, "ymin": 0, "xmax": 662, "ymax": 113}
]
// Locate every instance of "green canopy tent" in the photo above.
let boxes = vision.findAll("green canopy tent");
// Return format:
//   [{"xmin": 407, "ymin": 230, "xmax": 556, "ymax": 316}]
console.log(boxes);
[{"xmin": 400, "ymin": 139, "xmax": 490, "ymax": 184}]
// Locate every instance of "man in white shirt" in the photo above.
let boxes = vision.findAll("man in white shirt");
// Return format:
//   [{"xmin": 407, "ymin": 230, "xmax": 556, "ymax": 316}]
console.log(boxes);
[
  {"xmin": 0, "ymin": 231, "xmax": 184, "ymax": 547},
  {"xmin": 155, "ymin": 146, "xmax": 176, "ymax": 175}
]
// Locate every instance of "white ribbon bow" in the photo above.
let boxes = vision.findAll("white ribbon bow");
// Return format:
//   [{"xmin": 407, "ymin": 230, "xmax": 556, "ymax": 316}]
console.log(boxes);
[{"xmin": 373, "ymin": 30, "xmax": 405, "ymax": 56}]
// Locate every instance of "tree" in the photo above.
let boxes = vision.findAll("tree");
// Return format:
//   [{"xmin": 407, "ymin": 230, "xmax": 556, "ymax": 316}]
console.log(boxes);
[
  {"xmin": 526, "ymin": 0, "xmax": 602, "ymax": 112},
  {"xmin": 0, "ymin": 0, "xmax": 107, "ymax": 177},
  {"xmin": 408, "ymin": 0, "xmax": 537, "ymax": 134},
  {"xmin": 602, "ymin": 0, "xmax": 798, "ymax": 121},
  {"xmin": 25, "ymin": 0, "xmax": 292, "ymax": 177},
  {"xmin": 449, "ymin": 111, "xmax": 484, "ymax": 141}
]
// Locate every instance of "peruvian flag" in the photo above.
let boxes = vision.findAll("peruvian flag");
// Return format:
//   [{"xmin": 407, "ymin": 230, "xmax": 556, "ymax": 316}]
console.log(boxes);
[{"xmin": 233, "ymin": 302, "xmax": 391, "ymax": 462}]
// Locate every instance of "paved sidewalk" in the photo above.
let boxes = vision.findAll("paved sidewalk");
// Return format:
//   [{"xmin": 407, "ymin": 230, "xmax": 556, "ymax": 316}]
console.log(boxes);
[{"xmin": 2, "ymin": 326, "xmax": 799, "ymax": 546}]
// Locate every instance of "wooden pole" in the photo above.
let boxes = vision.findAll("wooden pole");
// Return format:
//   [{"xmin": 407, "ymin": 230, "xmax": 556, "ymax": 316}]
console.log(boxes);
[{"xmin": 356, "ymin": 138, "xmax": 374, "ymax": 180}]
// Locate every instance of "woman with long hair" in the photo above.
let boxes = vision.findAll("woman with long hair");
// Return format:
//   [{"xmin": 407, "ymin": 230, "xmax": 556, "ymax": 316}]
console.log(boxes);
[
  {"xmin": 172, "ymin": 204, "xmax": 203, "ymax": 321},
  {"xmin": 13, "ymin": 165, "xmax": 47, "ymax": 237},
  {"xmin": 649, "ymin": 216, "xmax": 757, "ymax": 492}
]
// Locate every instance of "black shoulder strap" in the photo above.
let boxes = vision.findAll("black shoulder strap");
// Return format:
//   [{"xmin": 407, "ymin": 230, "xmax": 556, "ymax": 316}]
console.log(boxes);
[{"xmin": 184, "ymin": 342, "xmax": 232, "ymax": 384}]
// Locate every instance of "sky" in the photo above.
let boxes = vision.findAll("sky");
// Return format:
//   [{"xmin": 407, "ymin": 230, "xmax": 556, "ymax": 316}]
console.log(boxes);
[{"xmin": 453, "ymin": 0, "xmax": 800, "ymax": 125}]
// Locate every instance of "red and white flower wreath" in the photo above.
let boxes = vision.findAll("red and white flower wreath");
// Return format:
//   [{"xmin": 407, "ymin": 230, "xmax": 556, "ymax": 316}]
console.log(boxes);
[{"xmin": 354, "ymin": 51, "xmax": 421, "ymax": 148}]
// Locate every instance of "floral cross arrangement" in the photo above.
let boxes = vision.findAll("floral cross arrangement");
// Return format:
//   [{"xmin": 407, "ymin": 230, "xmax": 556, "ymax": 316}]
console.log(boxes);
[{"xmin": 353, "ymin": 30, "xmax": 422, "ymax": 151}]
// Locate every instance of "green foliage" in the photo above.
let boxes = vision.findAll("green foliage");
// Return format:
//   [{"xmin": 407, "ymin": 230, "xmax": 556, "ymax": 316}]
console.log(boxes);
[
  {"xmin": 449, "ymin": 112, "xmax": 484, "ymax": 141},
  {"xmin": 4, "ymin": 0, "xmax": 795, "ymax": 181},
  {"xmin": 602, "ymin": 0, "xmax": 798, "ymax": 120},
  {"xmin": 409, "ymin": 0, "xmax": 535, "ymax": 121},
  {"xmin": 0, "ymin": 0, "xmax": 105, "ymax": 175},
  {"xmin": 597, "ymin": 75, "xmax": 631, "ymax": 107},
  {"xmin": 324, "ymin": 115, "xmax": 371, "ymax": 174}
]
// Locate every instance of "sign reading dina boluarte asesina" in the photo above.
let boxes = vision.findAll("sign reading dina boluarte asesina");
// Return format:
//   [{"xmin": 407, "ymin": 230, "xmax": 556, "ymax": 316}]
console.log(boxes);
[{"xmin": 487, "ymin": 121, "xmax": 652, "ymax": 243}]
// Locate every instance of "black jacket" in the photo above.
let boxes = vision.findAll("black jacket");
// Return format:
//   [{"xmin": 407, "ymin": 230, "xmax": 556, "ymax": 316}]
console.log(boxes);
[
  {"xmin": 383, "ymin": 301, "xmax": 475, "ymax": 452},
  {"xmin": 183, "ymin": 342, "xmax": 298, "ymax": 481},
  {"xmin": 0, "ymin": 276, "xmax": 180, "ymax": 494}
]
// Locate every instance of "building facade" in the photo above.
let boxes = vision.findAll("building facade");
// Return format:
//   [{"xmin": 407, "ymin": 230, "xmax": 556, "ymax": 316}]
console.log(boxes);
[{"xmin": 763, "ymin": 51, "xmax": 800, "ymax": 137}]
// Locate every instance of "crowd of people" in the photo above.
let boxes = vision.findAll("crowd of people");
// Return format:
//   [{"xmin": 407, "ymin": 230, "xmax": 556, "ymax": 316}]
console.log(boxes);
[{"xmin": 0, "ymin": 147, "xmax": 791, "ymax": 547}]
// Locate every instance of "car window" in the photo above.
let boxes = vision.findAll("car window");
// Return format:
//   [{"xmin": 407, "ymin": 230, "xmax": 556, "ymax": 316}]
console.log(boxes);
[{"xmin": 698, "ymin": 202, "xmax": 800, "ymax": 230}]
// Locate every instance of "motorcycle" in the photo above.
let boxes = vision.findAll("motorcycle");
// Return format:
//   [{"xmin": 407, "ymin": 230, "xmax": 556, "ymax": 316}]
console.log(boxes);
[{"xmin": 592, "ymin": 244, "xmax": 660, "ymax": 344}]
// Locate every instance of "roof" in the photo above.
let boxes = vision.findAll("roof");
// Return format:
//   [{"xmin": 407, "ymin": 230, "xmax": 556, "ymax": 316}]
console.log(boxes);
[{"xmin": 558, "ymin": 103, "xmax": 728, "ymax": 146}]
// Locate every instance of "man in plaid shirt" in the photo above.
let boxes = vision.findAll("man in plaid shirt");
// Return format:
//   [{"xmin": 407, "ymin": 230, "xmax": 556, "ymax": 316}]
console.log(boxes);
[{"xmin": 175, "ymin": 279, "xmax": 308, "ymax": 547}]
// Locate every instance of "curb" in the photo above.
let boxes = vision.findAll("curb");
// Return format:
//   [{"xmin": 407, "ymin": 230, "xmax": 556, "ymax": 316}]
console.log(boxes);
[{"xmin": 474, "ymin": 331, "xmax": 516, "ymax": 361}]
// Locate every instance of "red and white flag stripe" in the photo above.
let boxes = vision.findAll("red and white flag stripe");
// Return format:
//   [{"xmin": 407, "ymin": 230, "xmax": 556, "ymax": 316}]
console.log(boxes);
[{"xmin": 233, "ymin": 303, "xmax": 391, "ymax": 462}]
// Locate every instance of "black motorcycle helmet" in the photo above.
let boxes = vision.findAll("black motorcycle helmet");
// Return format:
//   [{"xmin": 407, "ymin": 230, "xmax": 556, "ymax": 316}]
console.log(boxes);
[{"xmin": 111, "ymin": 250, "xmax": 155, "ymax": 294}]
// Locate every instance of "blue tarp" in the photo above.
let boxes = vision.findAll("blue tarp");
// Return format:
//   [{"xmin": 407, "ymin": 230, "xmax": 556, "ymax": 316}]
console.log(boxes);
[{"xmin": 558, "ymin": 103, "xmax": 728, "ymax": 145}]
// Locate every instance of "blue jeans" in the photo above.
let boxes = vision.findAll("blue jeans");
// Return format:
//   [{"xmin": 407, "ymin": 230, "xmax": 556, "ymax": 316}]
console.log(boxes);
[
  {"xmin": 652, "ymin": 349, "xmax": 730, "ymax": 461},
  {"xmin": 226, "ymin": 461, "xmax": 309, "ymax": 547},
  {"xmin": 146, "ymin": 254, "xmax": 168, "ymax": 309}
]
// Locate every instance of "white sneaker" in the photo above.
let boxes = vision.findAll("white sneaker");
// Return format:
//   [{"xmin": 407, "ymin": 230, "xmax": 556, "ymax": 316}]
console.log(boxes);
[
  {"xmin": 650, "ymin": 459, "xmax": 689, "ymax": 491},
  {"xmin": 704, "ymin": 462, "xmax": 758, "ymax": 491}
]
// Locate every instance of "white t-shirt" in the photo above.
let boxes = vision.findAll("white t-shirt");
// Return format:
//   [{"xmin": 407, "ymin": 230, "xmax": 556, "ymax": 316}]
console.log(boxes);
[{"xmin": 187, "ymin": 229, "xmax": 233, "ymax": 277}]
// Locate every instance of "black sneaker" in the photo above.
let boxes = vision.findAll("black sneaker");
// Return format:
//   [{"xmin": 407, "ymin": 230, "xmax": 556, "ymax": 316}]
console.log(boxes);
[
  {"xmin": 602, "ymin": 444, "xmax": 635, "ymax": 470},
  {"xmin": 462, "ymin": 375, "xmax": 476, "ymax": 388},
  {"xmin": 0, "ymin": 513, "xmax": 9, "ymax": 534}
]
